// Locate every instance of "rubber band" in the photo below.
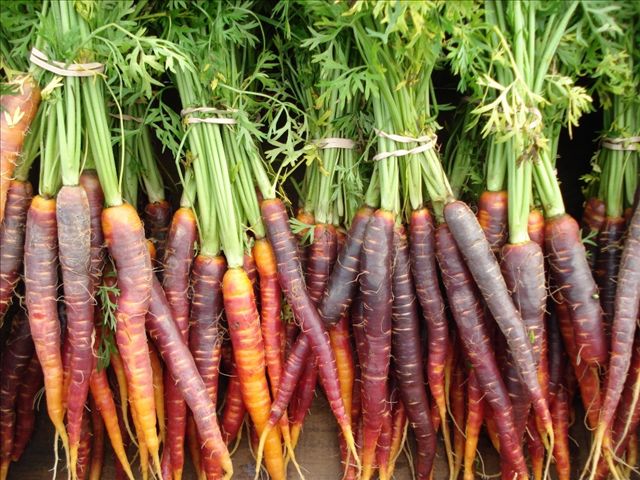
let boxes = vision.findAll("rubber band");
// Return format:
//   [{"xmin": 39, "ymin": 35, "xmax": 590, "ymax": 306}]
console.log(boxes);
[
  {"xmin": 602, "ymin": 136, "xmax": 640, "ymax": 152},
  {"xmin": 29, "ymin": 47, "xmax": 104, "ymax": 77},
  {"xmin": 372, "ymin": 129, "xmax": 437, "ymax": 161},
  {"xmin": 180, "ymin": 107, "xmax": 237, "ymax": 125},
  {"xmin": 312, "ymin": 138, "xmax": 356, "ymax": 150}
]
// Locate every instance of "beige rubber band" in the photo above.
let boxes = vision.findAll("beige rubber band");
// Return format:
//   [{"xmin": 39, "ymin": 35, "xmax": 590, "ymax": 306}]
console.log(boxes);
[
  {"xmin": 180, "ymin": 107, "xmax": 237, "ymax": 125},
  {"xmin": 29, "ymin": 47, "xmax": 104, "ymax": 77},
  {"xmin": 372, "ymin": 129, "xmax": 438, "ymax": 161},
  {"xmin": 312, "ymin": 138, "xmax": 356, "ymax": 150},
  {"xmin": 602, "ymin": 136, "xmax": 640, "ymax": 152}
]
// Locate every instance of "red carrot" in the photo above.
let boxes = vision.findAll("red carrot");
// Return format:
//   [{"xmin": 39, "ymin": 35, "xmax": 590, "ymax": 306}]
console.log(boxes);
[
  {"xmin": 450, "ymin": 352, "xmax": 466, "ymax": 480},
  {"xmin": 162, "ymin": 206, "xmax": 197, "ymax": 480},
  {"xmin": 527, "ymin": 413, "xmax": 545, "ymax": 480},
  {"xmin": 409, "ymin": 207, "xmax": 453, "ymax": 476},
  {"xmin": 0, "ymin": 76, "xmax": 40, "ymax": 224},
  {"xmin": 545, "ymin": 214, "xmax": 607, "ymax": 366},
  {"xmin": 392, "ymin": 225, "xmax": 436, "ymax": 479},
  {"xmin": 436, "ymin": 222, "xmax": 529, "ymax": 479},
  {"xmin": 375, "ymin": 390, "xmax": 392, "ymax": 480},
  {"xmin": 146, "ymin": 276, "xmax": 233, "ymax": 478},
  {"xmin": 24, "ymin": 195, "xmax": 69, "ymax": 459},
  {"xmin": 0, "ymin": 311, "xmax": 34, "ymax": 479},
  {"xmin": 186, "ymin": 414, "xmax": 204, "ymax": 480},
  {"xmin": 528, "ymin": 208, "xmax": 545, "ymax": 249},
  {"xmin": 221, "ymin": 363, "xmax": 247, "ymax": 446},
  {"xmin": 477, "ymin": 190, "xmax": 508, "ymax": 253},
  {"xmin": 88, "ymin": 395, "xmax": 105, "ymax": 480},
  {"xmin": 0, "ymin": 180, "xmax": 32, "ymax": 322},
  {"xmin": 386, "ymin": 393, "xmax": 407, "ymax": 480},
  {"xmin": 76, "ymin": 410, "xmax": 92, "ymax": 480},
  {"xmin": 57, "ymin": 184, "xmax": 94, "ymax": 477},
  {"xmin": 594, "ymin": 216, "xmax": 626, "ymax": 325},
  {"xmin": 10, "ymin": 354, "xmax": 42, "ymax": 462},
  {"xmin": 551, "ymin": 383, "xmax": 571, "ymax": 480}
]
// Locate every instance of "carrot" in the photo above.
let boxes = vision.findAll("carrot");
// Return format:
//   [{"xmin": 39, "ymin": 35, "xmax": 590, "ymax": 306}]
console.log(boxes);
[
  {"xmin": 551, "ymin": 383, "xmax": 571, "ymax": 480},
  {"xmin": 259, "ymin": 198, "xmax": 357, "ymax": 460},
  {"xmin": 112, "ymin": 381, "xmax": 132, "ymax": 480},
  {"xmin": 391, "ymin": 225, "xmax": 436, "ymax": 479},
  {"xmin": 436, "ymin": 222, "xmax": 529, "ymax": 479},
  {"xmin": 88, "ymin": 395, "xmax": 105, "ymax": 480},
  {"xmin": 144, "ymin": 199, "xmax": 172, "ymax": 269},
  {"xmin": 555, "ymin": 298, "xmax": 601, "ymax": 429},
  {"xmin": 162, "ymin": 206, "xmax": 197, "ymax": 480},
  {"xmin": 357, "ymin": 209, "xmax": 394, "ymax": 480},
  {"xmin": 89, "ymin": 359, "xmax": 134, "ymax": 480},
  {"xmin": 0, "ymin": 311, "xmax": 34, "ymax": 480},
  {"xmin": 10, "ymin": 354, "xmax": 42, "ymax": 462},
  {"xmin": 78, "ymin": 170, "xmax": 105, "ymax": 290},
  {"xmin": 221, "ymin": 363, "xmax": 247, "ymax": 446},
  {"xmin": 386, "ymin": 393, "xmax": 407, "ymax": 479},
  {"xmin": 108, "ymin": 351, "xmax": 134, "ymax": 447},
  {"xmin": 148, "ymin": 344, "xmax": 165, "ymax": 444},
  {"xmin": 375, "ymin": 391, "xmax": 392, "ymax": 480},
  {"xmin": 76, "ymin": 409, "xmax": 92, "ymax": 480},
  {"xmin": 146, "ymin": 276, "xmax": 233, "ymax": 478},
  {"xmin": 445, "ymin": 201, "xmax": 553, "ymax": 446},
  {"xmin": 477, "ymin": 190, "xmax": 508, "ymax": 253},
  {"xmin": 594, "ymin": 216, "xmax": 626, "ymax": 325},
  {"xmin": 244, "ymin": 251, "xmax": 260, "ymax": 310},
  {"xmin": 129, "ymin": 391, "xmax": 150, "ymax": 480},
  {"xmin": 450, "ymin": 351, "xmax": 466, "ymax": 479},
  {"xmin": 0, "ymin": 76, "xmax": 40, "ymax": 224},
  {"xmin": 409, "ymin": 207, "xmax": 453, "ymax": 476},
  {"xmin": 24, "ymin": 195, "xmax": 69, "ymax": 460},
  {"xmin": 581, "ymin": 197, "xmax": 606, "ymax": 270},
  {"xmin": 463, "ymin": 369, "xmax": 484, "ymax": 480},
  {"xmin": 545, "ymin": 214, "xmax": 607, "ymax": 366},
  {"xmin": 222, "ymin": 267, "xmax": 284, "ymax": 479},
  {"xmin": 528, "ymin": 208, "xmax": 545, "ymax": 249},
  {"xmin": 56, "ymin": 184, "xmax": 94, "ymax": 477},
  {"xmin": 0, "ymin": 179, "xmax": 32, "ymax": 322},
  {"xmin": 102, "ymin": 203, "xmax": 159, "ymax": 473},
  {"xmin": 318, "ymin": 206, "xmax": 373, "ymax": 326},
  {"xmin": 587, "ymin": 206, "xmax": 639, "ymax": 479},
  {"xmin": 527, "ymin": 413, "xmax": 545, "ymax": 480},
  {"xmin": 186, "ymin": 414, "xmax": 204, "ymax": 480}
]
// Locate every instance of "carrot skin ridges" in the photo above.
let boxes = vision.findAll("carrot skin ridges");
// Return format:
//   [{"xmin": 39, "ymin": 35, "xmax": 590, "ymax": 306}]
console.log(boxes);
[
  {"xmin": 527, "ymin": 209, "xmax": 545, "ymax": 249},
  {"xmin": 409, "ymin": 208, "xmax": 451, "ymax": 462},
  {"xmin": 79, "ymin": 170, "xmax": 105, "ymax": 290},
  {"xmin": 146, "ymin": 277, "xmax": 232, "ymax": 477},
  {"xmin": 290, "ymin": 361, "xmax": 317, "ymax": 447},
  {"xmin": 261, "ymin": 199, "xmax": 351, "ymax": 434},
  {"xmin": 581, "ymin": 197, "xmax": 606, "ymax": 270},
  {"xmin": 76, "ymin": 410, "xmax": 92, "ymax": 480},
  {"xmin": 450, "ymin": 352, "xmax": 465, "ymax": 479},
  {"xmin": 162, "ymin": 207, "xmax": 197, "ymax": 480},
  {"xmin": 375, "ymin": 392, "xmax": 392, "ymax": 479},
  {"xmin": 221, "ymin": 363, "xmax": 246, "ymax": 445},
  {"xmin": 223, "ymin": 267, "xmax": 284, "ymax": 479},
  {"xmin": 57, "ymin": 184, "xmax": 94, "ymax": 477},
  {"xmin": 391, "ymin": 225, "xmax": 436, "ymax": 479},
  {"xmin": 329, "ymin": 311, "xmax": 355, "ymax": 453},
  {"xmin": 545, "ymin": 213, "xmax": 607, "ymax": 365},
  {"xmin": 189, "ymin": 254, "xmax": 226, "ymax": 406},
  {"xmin": 0, "ymin": 76, "xmax": 40, "ymax": 224},
  {"xmin": 477, "ymin": 190, "xmax": 508, "ymax": 253},
  {"xmin": 24, "ymin": 195, "xmax": 68, "ymax": 453},
  {"xmin": 463, "ymin": 370, "xmax": 484, "ymax": 480},
  {"xmin": 10, "ymin": 354, "xmax": 42, "ymax": 462},
  {"xmin": 0, "ymin": 312, "xmax": 34, "ymax": 477},
  {"xmin": 594, "ymin": 216, "xmax": 626, "ymax": 325},
  {"xmin": 0, "ymin": 180, "xmax": 32, "ymax": 321},
  {"xmin": 445, "ymin": 201, "xmax": 552, "ymax": 438},
  {"xmin": 144, "ymin": 199, "xmax": 172, "ymax": 269},
  {"xmin": 598, "ymin": 206, "xmax": 640, "ymax": 451},
  {"xmin": 319, "ymin": 207, "xmax": 373, "ymax": 326},
  {"xmin": 358, "ymin": 209, "xmax": 395, "ymax": 480},
  {"xmin": 435, "ymin": 223, "xmax": 528, "ymax": 479},
  {"xmin": 102, "ymin": 203, "xmax": 159, "ymax": 471}
]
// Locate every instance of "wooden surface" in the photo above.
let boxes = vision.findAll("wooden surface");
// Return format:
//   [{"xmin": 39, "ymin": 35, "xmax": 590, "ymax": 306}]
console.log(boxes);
[{"xmin": 5, "ymin": 391, "xmax": 627, "ymax": 479}]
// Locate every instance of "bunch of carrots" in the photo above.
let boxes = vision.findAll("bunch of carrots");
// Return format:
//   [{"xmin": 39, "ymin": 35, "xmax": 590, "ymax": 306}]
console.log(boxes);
[{"xmin": 0, "ymin": 1, "xmax": 639, "ymax": 480}]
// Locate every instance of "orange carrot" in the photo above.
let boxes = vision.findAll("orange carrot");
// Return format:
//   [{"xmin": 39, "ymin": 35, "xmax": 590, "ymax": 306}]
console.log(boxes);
[
  {"xmin": 477, "ymin": 190, "xmax": 508, "ymax": 253},
  {"xmin": 0, "ymin": 76, "xmax": 40, "ymax": 224},
  {"xmin": 148, "ymin": 344, "xmax": 166, "ymax": 444}
]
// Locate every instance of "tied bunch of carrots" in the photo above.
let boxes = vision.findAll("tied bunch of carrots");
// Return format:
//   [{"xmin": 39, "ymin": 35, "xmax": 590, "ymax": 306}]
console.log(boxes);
[{"xmin": 0, "ymin": 1, "xmax": 639, "ymax": 480}]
